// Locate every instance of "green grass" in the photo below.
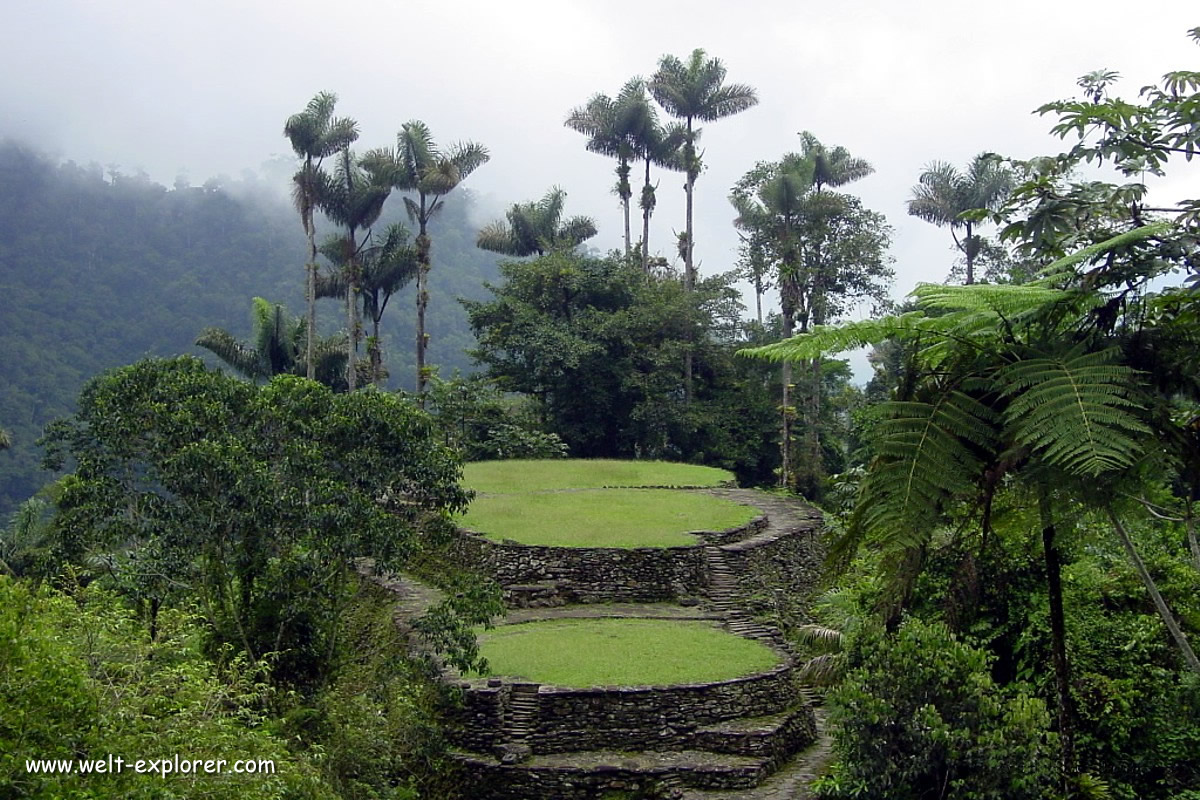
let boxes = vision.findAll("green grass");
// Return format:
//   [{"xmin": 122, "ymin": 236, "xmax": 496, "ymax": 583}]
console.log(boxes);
[
  {"xmin": 479, "ymin": 618, "xmax": 780, "ymax": 686},
  {"xmin": 458, "ymin": 489, "xmax": 757, "ymax": 548},
  {"xmin": 463, "ymin": 459, "xmax": 733, "ymax": 494}
]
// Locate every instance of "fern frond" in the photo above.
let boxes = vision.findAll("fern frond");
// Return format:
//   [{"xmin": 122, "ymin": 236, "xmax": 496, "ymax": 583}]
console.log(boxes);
[
  {"xmin": 1000, "ymin": 349, "xmax": 1150, "ymax": 476},
  {"xmin": 911, "ymin": 282, "xmax": 1068, "ymax": 315},
  {"xmin": 738, "ymin": 312, "xmax": 949, "ymax": 362},
  {"xmin": 852, "ymin": 390, "xmax": 999, "ymax": 552},
  {"xmin": 1034, "ymin": 223, "xmax": 1171, "ymax": 278}
]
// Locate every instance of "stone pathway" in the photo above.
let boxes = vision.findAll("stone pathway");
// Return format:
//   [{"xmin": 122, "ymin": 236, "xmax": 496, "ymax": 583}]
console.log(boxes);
[{"xmin": 680, "ymin": 710, "xmax": 834, "ymax": 799}]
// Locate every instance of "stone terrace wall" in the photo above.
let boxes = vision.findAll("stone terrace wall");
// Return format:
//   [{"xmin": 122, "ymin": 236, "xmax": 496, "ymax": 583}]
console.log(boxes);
[
  {"xmin": 454, "ymin": 534, "xmax": 710, "ymax": 605},
  {"xmin": 720, "ymin": 516, "xmax": 824, "ymax": 618},
  {"xmin": 447, "ymin": 662, "xmax": 803, "ymax": 755}
]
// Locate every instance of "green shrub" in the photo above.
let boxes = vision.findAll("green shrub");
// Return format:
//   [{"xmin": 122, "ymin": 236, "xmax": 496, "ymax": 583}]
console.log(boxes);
[{"xmin": 817, "ymin": 617, "xmax": 1057, "ymax": 800}]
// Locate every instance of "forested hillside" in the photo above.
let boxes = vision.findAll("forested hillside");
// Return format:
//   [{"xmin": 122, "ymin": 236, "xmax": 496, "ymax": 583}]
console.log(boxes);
[{"xmin": 0, "ymin": 141, "xmax": 502, "ymax": 513}]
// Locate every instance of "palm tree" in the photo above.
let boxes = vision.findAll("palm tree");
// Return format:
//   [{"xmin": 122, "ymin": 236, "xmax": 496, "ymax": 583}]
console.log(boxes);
[
  {"xmin": 316, "ymin": 222, "xmax": 419, "ymax": 383},
  {"xmin": 907, "ymin": 153, "xmax": 1013, "ymax": 285},
  {"xmin": 0, "ymin": 428, "xmax": 11, "ymax": 451},
  {"xmin": 649, "ymin": 48, "xmax": 758, "ymax": 291},
  {"xmin": 364, "ymin": 121, "xmax": 488, "ymax": 396},
  {"xmin": 196, "ymin": 297, "xmax": 347, "ymax": 389},
  {"xmin": 317, "ymin": 148, "xmax": 391, "ymax": 390},
  {"xmin": 476, "ymin": 187, "xmax": 597, "ymax": 257},
  {"xmin": 635, "ymin": 114, "xmax": 687, "ymax": 274},
  {"xmin": 283, "ymin": 92, "xmax": 358, "ymax": 379},
  {"xmin": 794, "ymin": 133, "xmax": 875, "ymax": 497},
  {"xmin": 565, "ymin": 79, "xmax": 656, "ymax": 258},
  {"xmin": 731, "ymin": 154, "xmax": 814, "ymax": 486}
]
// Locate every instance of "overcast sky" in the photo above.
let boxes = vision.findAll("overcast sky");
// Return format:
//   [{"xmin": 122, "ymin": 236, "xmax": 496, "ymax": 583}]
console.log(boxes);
[{"xmin": 4, "ymin": 0, "xmax": 1196, "ymax": 320}]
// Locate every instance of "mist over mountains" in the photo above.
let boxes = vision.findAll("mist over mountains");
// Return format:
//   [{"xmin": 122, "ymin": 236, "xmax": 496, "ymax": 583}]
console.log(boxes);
[{"xmin": 0, "ymin": 140, "xmax": 504, "ymax": 513}]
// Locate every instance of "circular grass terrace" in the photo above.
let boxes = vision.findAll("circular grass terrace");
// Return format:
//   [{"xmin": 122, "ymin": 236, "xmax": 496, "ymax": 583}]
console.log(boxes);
[
  {"xmin": 478, "ymin": 618, "xmax": 780, "ymax": 687},
  {"xmin": 457, "ymin": 488, "xmax": 758, "ymax": 548},
  {"xmin": 463, "ymin": 459, "xmax": 734, "ymax": 494}
]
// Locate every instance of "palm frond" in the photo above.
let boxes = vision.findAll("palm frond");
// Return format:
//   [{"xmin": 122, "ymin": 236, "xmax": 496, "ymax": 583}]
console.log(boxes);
[
  {"xmin": 797, "ymin": 653, "xmax": 846, "ymax": 686},
  {"xmin": 196, "ymin": 328, "xmax": 264, "ymax": 380}
]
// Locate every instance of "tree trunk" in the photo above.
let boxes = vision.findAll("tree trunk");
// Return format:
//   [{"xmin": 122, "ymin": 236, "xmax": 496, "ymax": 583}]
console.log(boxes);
[
  {"xmin": 305, "ymin": 180, "xmax": 317, "ymax": 381},
  {"xmin": 345, "ymin": 229, "xmax": 358, "ymax": 392},
  {"xmin": 415, "ymin": 226, "xmax": 431, "ymax": 399},
  {"xmin": 1107, "ymin": 507, "xmax": 1200, "ymax": 673},
  {"xmin": 964, "ymin": 220, "xmax": 975, "ymax": 286},
  {"xmin": 1039, "ymin": 488, "xmax": 1077, "ymax": 786},
  {"xmin": 684, "ymin": 121, "xmax": 695, "ymax": 291},
  {"xmin": 779, "ymin": 292, "xmax": 795, "ymax": 489},
  {"xmin": 754, "ymin": 271, "xmax": 763, "ymax": 326},
  {"xmin": 621, "ymin": 158, "xmax": 632, "ymax": 258},
  {"xmin": 369, "ymin": 312, "xmax": 382, "ymax": 385},
  {"xmin": 641, "ymin": 157, "xmax": 652, "ymax": 274}
]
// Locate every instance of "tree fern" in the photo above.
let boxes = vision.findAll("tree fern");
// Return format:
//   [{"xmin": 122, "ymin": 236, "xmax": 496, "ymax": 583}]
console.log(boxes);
[
  {"xmin": 1000, "ymin": 348, "xmax": 1150, "ymax": 476},
  {"xmin": 828, "ymin": 389, "xmax": 1000, "ymax": 570}
]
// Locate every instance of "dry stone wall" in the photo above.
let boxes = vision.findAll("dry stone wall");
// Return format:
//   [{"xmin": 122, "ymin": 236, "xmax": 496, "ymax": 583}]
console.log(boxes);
[{"xmin": 447, "ymin": 660, "xmax": 802, "ymax": 755}]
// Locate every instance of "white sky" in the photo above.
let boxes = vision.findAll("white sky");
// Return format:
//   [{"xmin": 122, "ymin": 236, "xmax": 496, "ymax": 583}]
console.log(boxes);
[{"xmin": 4, "ymin": 0, "xmax": 1197, "ymax": 324}]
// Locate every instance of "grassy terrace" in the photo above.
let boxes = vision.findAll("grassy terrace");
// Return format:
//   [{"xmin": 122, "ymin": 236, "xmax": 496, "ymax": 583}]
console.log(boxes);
[
  {"xmin": 479, "ymin": 618, "xmax": 780, "ymax": 686},
  {"xmin": 458, "ymin": 489, "xmax": 756, "ymax": 548},
  {"xmin": 463, "ymin": 459, "xmax": 733, "ymax": 494}
]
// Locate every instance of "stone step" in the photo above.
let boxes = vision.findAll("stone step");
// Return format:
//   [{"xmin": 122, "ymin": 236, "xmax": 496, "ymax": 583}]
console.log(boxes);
[
  {"xmin": 451, "ymin": 748, "xmax": 775, "ymax": 794},
  {"xmin": 692, "ymin": 706, "xmax": 817, "ymax": 760}
]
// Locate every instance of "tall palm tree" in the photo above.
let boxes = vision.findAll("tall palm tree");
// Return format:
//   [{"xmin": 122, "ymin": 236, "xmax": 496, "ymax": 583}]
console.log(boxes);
[
  {"xmin": 364, "ymin": 122, "xmax": 488, "ymax": 396},
  {"xmin": 565, "ymin": 79, "xmax": 656, "ymax": 258},
  {"xmin": 317, "ymin": 148, "xmax": 391, "ymax": 390},
  {"xmin": 908, "ymin": 153, "xmax": 1013, "ymax": 285},
  {"xmin": 316, "ymin": 223, "xmax": 419, "ymax": 383},
  {"xmin": 283, "ymin": 92, "xmax": 358, "ymax": 379},
  {"xmin": 196, "ymin": 297, "xmax": 347, "ymax": 389},
  {"xmin": 476, "ymin": 187, "xmax": 597, "ymax": 257},
  {"xmin": 731, "ymin": 154, "xmax": 813, "ymax": 486},
  {"xmin": 649, "ymin": 49, "xmax": 758, "ymax": 291},
  {"xmin": 794, "ymin": 133, "xmax": 875, "ymax": 497},
  {"xmin": 635, "ymin": 115, "xmax": 687, "ymax": 274}
]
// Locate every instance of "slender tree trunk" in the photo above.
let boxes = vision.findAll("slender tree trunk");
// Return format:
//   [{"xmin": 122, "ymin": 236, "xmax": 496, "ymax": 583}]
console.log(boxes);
[
  {"xmin": 965, "ymin": 221, "xmax": 975, "ymax": 286},
  {"xmin": 683, "ymin": 118, "xmax": 695, "ymax": 290},
  {"xmin": 415, "ymin": 224, "xmax": 431, "ymax": 400},
  {"xmin": 1039, "ymin": 488, "xmax": 1077, "ymax": 786},
  {"xmin": 1107, "ymin": 507, "xmax": 1200, "ymax": 673},
  {"xmin": 682, "ymin": 119, "xmax": 698, "ymax": 405},
  {"xmin": 345, "ymin": 229, "xmax": 358, "ymax": 392},
  {"xmin": 779, "ymin": 284, "xmax": 796, "ymax": 489},
  {"xmin": 754, "ymin": 271, "xmax": 763, "ymax": 326},
  {"xmin": 369, "ymin": 312, "xmax": 382, "ymax": 385},
  {"xmin": 641, "ymin": 157, "xmax": 652, "ymax": 274},
  {"xmin": 304, "ymin": 171, "xmax": 317, "ymax": 381},
  {"xmin": 621, "ymin": 158, "xmax": 632, "ymax": 258}
]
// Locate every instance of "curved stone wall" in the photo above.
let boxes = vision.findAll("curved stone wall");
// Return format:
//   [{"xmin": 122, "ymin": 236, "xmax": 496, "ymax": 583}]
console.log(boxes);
[
  {"xmin": 448, "ymin": 660, "xmax": 807, "ymax": 755},
  {"xmin": 454, "ymin": 513, "xmax": 768, "ymax": 607}
]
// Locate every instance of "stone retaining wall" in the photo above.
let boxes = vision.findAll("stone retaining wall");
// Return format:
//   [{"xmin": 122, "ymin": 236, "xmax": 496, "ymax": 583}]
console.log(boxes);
[
  {"xmin": 448, "ymin": 661, "xmax": 804, "ymax": 755},
  {"xmin": 454, "ymin": 535, "xmax": 710, "ymax": 606},
  {"xmin": 720, "ymin": 517, "xmax": 824, "ymax": 616}
]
